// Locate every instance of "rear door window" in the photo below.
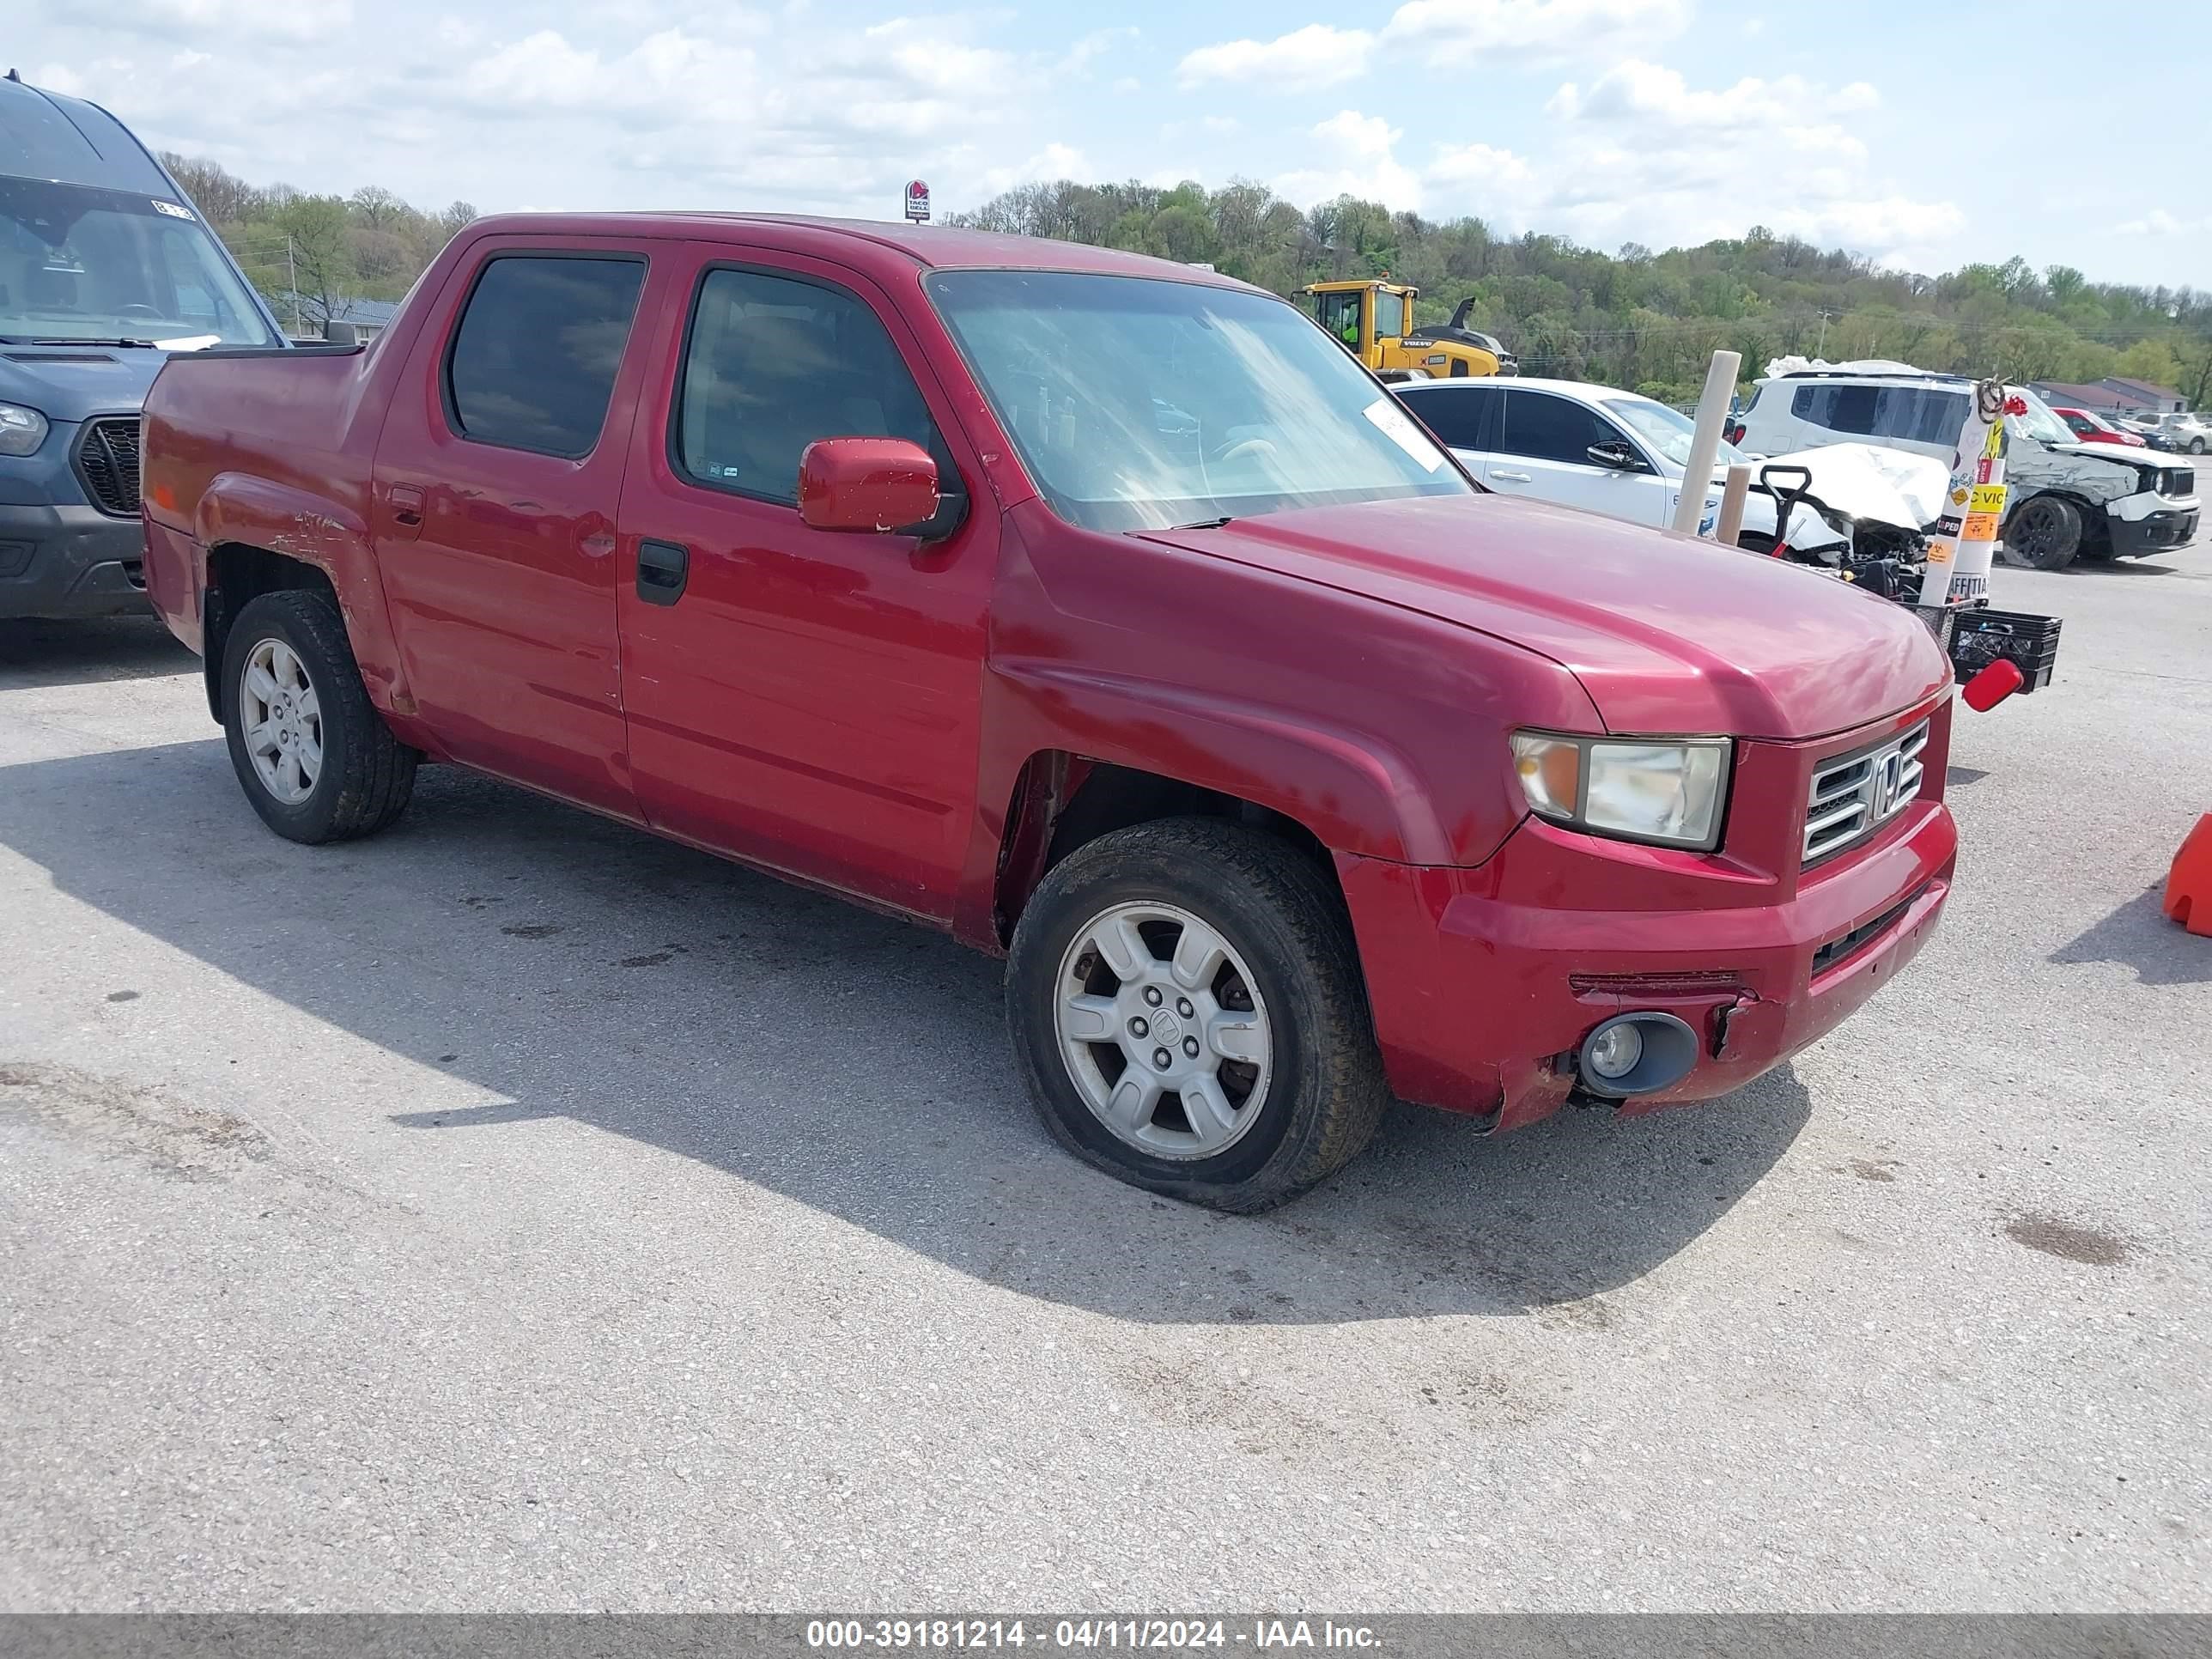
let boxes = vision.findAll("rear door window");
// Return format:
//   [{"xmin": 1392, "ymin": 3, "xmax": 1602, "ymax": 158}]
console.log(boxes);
[
  {"xmin": 1790, "ymin": 382, "xmax": 1965, "ymax": 444},
  {"xmin": 1498, "ymin": 390, "xmax": 1622, "ymax": 464},
  {"xmin": 445, "ymin": 254, "xmax": 647, "ymax": 458},
  {"xmin": 1396, "ymin": 385, "xmax": 1498, "ymax": 451}
]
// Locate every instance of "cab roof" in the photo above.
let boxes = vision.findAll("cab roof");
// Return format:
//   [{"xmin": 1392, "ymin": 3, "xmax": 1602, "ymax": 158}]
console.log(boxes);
[
  {"xmin": 0, "ymin": 75, "xmax": 173, "ymax": 194},
  {"xmin": 462, "ymin": 210, "xmax": 1267, "ymax": 291}
]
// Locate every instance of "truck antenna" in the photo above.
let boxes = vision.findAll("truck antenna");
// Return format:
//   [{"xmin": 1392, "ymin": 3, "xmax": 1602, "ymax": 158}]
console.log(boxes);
[{"xmin": 5, "ymin": 70, "xmax": 20, "ymax": 82}]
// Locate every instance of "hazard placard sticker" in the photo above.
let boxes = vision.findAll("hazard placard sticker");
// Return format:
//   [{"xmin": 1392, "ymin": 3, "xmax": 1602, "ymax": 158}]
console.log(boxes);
[
  {"xmin": 1961, "ymin": 511, "xmax": 2002, "ymax": 541},
  {"xmin": 1926, "ymin": 539, "xmax": 1955, "ymax": 565}
]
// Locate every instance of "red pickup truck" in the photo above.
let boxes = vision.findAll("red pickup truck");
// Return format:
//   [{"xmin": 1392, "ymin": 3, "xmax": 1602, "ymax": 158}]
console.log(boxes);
[{"xmin": 139, "ymin": 214, "xmax": 1957, "ymax": 1211}]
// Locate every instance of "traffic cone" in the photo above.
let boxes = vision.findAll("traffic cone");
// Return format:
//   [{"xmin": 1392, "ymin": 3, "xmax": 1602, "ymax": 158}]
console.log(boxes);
[{"xmin": 2164, "ymin": 815, "xmax": 2212, "ymax": 938}]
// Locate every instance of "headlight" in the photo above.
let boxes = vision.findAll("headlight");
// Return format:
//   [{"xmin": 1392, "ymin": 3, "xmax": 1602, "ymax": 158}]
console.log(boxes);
[
  {"xmin": 1510, "ymin": 732, "xmax": 1732, "ymax": 851},
  {"xmin": 0, "ymin": 402, "xmax": 49, "ymax": 458}
]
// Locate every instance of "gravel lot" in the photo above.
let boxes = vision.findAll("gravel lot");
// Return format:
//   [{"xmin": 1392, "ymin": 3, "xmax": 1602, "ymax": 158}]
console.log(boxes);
[{"xmin": 2, "ymin": 530, "xmax": 2209, "ymax": 1613}]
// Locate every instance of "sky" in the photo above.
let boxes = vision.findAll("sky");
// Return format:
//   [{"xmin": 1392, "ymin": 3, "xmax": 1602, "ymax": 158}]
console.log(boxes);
[{"xmin": 16, "ymin": 0, "xmax": 2210, "ymax": 289}]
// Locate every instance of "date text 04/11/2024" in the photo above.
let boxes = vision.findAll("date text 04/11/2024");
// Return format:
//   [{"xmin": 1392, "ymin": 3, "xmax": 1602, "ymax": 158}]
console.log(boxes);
[{"xmin": 804, "ymin": 1620, "xmax": 1382, "ymax": 1650}]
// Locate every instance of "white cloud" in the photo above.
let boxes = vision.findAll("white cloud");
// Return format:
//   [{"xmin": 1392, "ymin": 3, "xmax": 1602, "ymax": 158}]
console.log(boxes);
[
  {"xmin": 1057, "ymin": 27, "xmax": 1137, "ymax": 77},
  {"xmin": 1179, "ymin": 0, "xmax": 1688, "ymax": 94},
  {"xmin": 1548, "ymin": 58, "xmax": 1880, "ymax": 128},
  {"xmin": 1472, "ymin": 56, "xmax": 1947, "ymax": 259},
  {"xmin": 1176, "ymin": 24, "xmax": 1375, "ymax": 90},
  {"xmin": 2115, "ymin": 209, "xmax": 2206, "ymax": 236},
  {"xmin": 979, "ymin": 143, "xmax": 1091, "ymax": 196},
  {"xmin": 1427, "ymin": 141, "xmax": 1534, "ymax": 189},
  {"xmin": 1274, "ymin": 110, "xmax": 1424, "ymax": 211},
  {"xmin": 69, "ymin": 0, "xmax": 354, "ymax": 44},
  {"xmin": 27, "ymin": 6, "xmax": 1036, "ymax": 222},
  {"xmin": 1382, "ymin": 0, "xmax": 1689, "ymax": 64}
]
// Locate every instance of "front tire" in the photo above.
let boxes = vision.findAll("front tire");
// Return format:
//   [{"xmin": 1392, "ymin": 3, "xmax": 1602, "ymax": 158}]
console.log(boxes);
[
  {"xmin": 221, "ymin": 590, "xmax": 416, "ymax": 843},
  {"xmin": 1006, "ymin": 817, "xmax": 1389, "ymax": 1212},
  {"xmin": 2003, "ymin": 495, "xmax": 2082, "ymax": 571}
]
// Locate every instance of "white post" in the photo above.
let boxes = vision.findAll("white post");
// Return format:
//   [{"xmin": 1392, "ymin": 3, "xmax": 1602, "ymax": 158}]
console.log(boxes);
[
  {"xmin": 1670, "ymin": 349, "xmax": 1741, "ymax": 536},
  {"xmin": 1716, "ymin": 463, "xmax": 1753, "ymax": 546},
  {"xmin": 1916, "ymin": 378, "xmax": 2008, "ymax": 608}
]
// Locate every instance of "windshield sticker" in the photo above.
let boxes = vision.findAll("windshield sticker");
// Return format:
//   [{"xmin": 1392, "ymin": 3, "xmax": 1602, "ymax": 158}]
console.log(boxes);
[
  {"xmin": 151, "ymin": 200, "xmax": 194, "ymax": 220},
  {"xmin": 1362, "ymin": 397, "xmax": 1443, "ymax": 472}
]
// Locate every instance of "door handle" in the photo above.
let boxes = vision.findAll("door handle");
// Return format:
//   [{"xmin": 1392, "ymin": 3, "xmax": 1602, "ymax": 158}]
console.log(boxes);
[
  {"xmin": 636, "ymin": 538, "xmax": 689, "ymax": 605},
  {"xmin": 388, "ymin": 483, "xmax": 425, "ymax": 539},
  {"xmin": 1492, "ymin": 469, "xmax": 1533, "ymax": 483}
]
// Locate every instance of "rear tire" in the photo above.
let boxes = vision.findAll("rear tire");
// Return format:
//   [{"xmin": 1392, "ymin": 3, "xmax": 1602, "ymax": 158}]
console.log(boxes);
[
  {"xmin": 2002, "ymin": 495, "xmax": 2081, "ymax": 571},
  {"xmin": 221, "ymin": 590, "xmax": 416, "ymax": 844},
  {"xmin": 2191, "ymin": 437, "xmax": 2206, "ymax": 455},
  {"xmin": 1006, "ymin": 817, "xmax": 1389, "ymax": 1212}
]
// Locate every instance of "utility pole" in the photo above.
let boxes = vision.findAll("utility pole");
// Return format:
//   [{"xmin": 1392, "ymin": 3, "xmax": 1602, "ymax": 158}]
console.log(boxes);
[
  {"xmin": 287, "ymin": 235, "xmax": 300, "ymax": 336},
  {"xmin": 1815, "ymin": 307, "xmax": 1835, "ymax": 359}
]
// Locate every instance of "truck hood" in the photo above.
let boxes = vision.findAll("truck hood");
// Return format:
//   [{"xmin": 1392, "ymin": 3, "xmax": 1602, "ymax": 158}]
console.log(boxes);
[
  {"xmin": 1136, "ymin": 493, "xmax": 1950, "ymax": 741},
  {"xmin": 0, "ymin": 346, "xmax": 167, "ymax": 424}
]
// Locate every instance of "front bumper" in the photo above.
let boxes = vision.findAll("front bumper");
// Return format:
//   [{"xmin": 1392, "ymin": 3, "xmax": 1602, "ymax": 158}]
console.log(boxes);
[
  {"xmin": 1339, "ymin": 702, "xmax": 1959, "ymax": 1131},
  {"xmin": 0, "ymin": 501, "xmax": 149, "ymax": 620},
  {"xmin": 2107, "ymin": 506, "xmax": 2198, "ymax": 558}
]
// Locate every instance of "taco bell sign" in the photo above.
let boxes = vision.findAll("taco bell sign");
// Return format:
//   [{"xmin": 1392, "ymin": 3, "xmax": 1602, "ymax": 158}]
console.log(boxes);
[{"xmin": 903, "ymin": 179, "xmax": 931, "ymax": 222}]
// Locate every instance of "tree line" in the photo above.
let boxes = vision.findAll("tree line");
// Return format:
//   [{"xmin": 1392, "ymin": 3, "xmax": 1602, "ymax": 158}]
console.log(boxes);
[
  {"xmin": 160, "ymin": 154, "xmax": 477, "ymax": 332},
  {"xmin": 153, "ymin": 155, "xmax": 2212, "ymax": 405},
  {"xmin": 951, "ymin": 179, "xmax": 2212, "ymax": 407}
]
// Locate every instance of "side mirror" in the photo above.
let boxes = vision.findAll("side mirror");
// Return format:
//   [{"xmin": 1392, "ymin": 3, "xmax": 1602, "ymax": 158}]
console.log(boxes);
[
  {"xmin": 797, "ymin": 437, "xmax": 939, "ymax": 533},
  {"xmin": 1587, "ymin": 440, "xmax": 1643, "ymax": 471}
]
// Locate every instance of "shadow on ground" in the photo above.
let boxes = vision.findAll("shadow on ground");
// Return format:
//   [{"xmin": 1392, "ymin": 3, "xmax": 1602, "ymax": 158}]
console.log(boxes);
[
  {"xmin": 2051, "ymin": 884, "xmax": 2206, "ymax": 987},
  {"xmin": 0, "ymin": 735, "xmax": 1814, "ymax": 1325},
  {"xmin": 2057, "ymin": 557, "xmax": 2189, "ymax": 578},
  {"xmin": 0, "ymin": 616, "xmax": 196, "ymax": 689}
]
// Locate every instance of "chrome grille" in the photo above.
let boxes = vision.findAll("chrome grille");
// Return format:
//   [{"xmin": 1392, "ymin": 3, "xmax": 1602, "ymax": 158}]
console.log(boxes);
[
  {"xmin": 74, "ymin": 416, "xmax": 143, "ymax": 518},
  {"xmin": 1804, "ymin": 720, "xmax": 1929, "ymax": 865}
]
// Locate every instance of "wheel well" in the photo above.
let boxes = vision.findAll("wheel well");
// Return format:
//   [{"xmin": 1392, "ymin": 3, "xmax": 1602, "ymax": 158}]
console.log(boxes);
[
  {"xmin": 200, "ymin": 544, "xmax": 338, "ymax": 720},
  {"xmin": 2008, "ymin": 489, "xmax": 2110, "ymax": 552},
  {"xmin": 992, "ymin": 754, "xmax": 1337, "ymax": 946}
]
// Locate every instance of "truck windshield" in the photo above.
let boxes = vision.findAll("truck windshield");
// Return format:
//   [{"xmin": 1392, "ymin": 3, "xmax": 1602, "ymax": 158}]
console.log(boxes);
[
  {"xmin": 0, "ymin": 176, "xmax": 275, "ymax": 347},
  {"xmin": 927, "ymin": 270, "xmax": 1469, "ymax": 532}
]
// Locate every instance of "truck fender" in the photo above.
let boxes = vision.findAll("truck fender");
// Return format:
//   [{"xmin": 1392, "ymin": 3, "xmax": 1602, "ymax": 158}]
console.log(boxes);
[
  {"xmin": 192, "ymin": 473, "xmax": 410, "ymax": 719},
  {"xmin": 991, "ymin": 659, "xmax": 1454, "ymax": 863},
  {"xmin": 951, "ymin": 658, "xmax": 1492, "ymax": 947}
]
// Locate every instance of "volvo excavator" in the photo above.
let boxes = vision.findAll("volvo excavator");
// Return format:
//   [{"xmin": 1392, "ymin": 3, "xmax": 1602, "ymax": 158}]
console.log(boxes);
[{"xmin": 1302, "ymin": 279, "xmax": 1513, "ymax": 380}]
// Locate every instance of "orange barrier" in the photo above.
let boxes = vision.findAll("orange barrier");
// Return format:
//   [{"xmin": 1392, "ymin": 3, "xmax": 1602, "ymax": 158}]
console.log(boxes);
[{"xmin": 2165, "ymin": 815, "xmax": 2212, "ymax": 938}]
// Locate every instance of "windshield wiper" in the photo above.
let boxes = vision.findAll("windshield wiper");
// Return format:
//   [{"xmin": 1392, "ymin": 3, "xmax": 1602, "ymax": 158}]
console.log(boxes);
[
  {"xmin": 31, "ymin": 337, "xmax": 159, "ymax": 348},
  {"xmin": 1172, "ymin": 515, "xmax": 1236, "ymax": 530}
]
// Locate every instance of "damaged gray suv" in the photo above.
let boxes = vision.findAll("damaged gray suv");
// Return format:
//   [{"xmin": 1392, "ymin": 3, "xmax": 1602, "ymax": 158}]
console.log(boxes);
[{"xmin": 1733, "ymin": 365, "xmax": 2199, "ymax": 570}]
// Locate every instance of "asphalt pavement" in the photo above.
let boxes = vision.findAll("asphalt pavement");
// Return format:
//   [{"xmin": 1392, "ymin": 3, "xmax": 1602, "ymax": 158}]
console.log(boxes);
[{"xmin": 1, "ymin": 524, "xmax": 2208, "ymax": 1612}]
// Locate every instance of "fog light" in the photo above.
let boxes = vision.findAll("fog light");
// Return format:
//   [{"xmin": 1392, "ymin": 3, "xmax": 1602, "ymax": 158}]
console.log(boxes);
[
  {"xmin": 1584, "ymin": 1021, "xmax": 1643, "ymax": 1081},
  {"xmin": 1577, "ymin": 1012, "xmax": 1701, "ymax": 1098}
]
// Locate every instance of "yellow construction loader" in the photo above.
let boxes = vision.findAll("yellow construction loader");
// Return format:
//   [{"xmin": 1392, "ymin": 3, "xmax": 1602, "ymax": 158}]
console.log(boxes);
[{"xmin": 1302, "ymin": 278, "xmax": 1510, "ymax": 379}]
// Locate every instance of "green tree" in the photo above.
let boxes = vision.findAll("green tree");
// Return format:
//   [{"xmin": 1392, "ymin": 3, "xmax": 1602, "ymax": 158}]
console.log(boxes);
[
  {"xmin": 271, "ymin": 195, "xmax": 356, "ymax": 330},
  {"xmin": 2114, "ymin": 338, "xmax": 2184, "ymax": 390}
]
